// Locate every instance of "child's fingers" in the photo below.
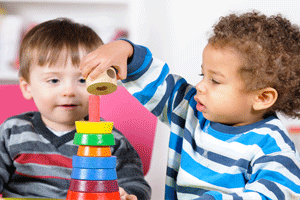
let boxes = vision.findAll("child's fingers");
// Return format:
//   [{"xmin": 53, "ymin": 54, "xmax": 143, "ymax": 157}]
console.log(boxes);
[
  {"xmin": 80, "ymin": 40, "xmax": 131, "ymax": 80},
  {"xmin": 115, "ymin": 65, "xmax": 127, "ymax": 80},
  {"xmin": 119, "ymin": 187, "xmax": 126, "ymax": 195},
  {"xmin": 80, "ymin": 55, "xmax": 102, "ymax": 79},
  {"xmin": 80, "ymin": 46, "xmax": 107, "ymax": 77},
  {"xmin": 126, "ymin": 195, "xmax": 138, "ymax": 200},
  {"xmin": 88, "ymin": 62, "xmax": 110, "ymax": 80}
]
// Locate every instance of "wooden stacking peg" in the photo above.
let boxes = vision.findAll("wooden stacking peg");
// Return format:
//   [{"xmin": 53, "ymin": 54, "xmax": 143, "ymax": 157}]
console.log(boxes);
[
  {"xmin": 86, "ymin": 67, "xmax": 117, "ymax": 95},
  {"xmin": 89, "ymin": 95, "xmax": 100, "ymax": 122}
]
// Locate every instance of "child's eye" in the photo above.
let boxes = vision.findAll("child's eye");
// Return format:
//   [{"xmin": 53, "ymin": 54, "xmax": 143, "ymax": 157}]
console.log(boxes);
[
  {"xmin": 211, "ymin": 78, "xmax": 220, "ymax": 84},
  {"xmin": 79, "ymin": 78, "xmax": 86, "ymax": 84},
  {"xmin": 48, "ymin": 79, "xmax": 59, "ymax": 84}
]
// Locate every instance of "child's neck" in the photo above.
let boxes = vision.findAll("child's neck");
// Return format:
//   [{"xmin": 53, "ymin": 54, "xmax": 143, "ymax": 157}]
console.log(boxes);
[
  {"xmin": 223, "ymin": 111, "xmax": 271, "ymax": 127},
  {"xmin": 41, "ymin": 116, "xmax": 76, "ymax": 132}
]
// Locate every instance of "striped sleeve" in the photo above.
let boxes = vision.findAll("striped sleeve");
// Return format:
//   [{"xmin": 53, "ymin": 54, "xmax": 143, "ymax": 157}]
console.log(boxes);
[
  {"xmin": 122, "ymin": 41, "xmax": 194, "ymax": 126},
  {"xmin": 0, "ymin": 120, "xmax": 14, "ymax": 191},
  {"xmin": 0, "ymin": 116, "xmax": 74, "ymax": 198},
  {"xmin": 194, "ymin": 122, "xmax": 300, "ymax": 200},
  {"xmin": 197, "ymin": 152, "xmax": 300, "ymax": 200}
]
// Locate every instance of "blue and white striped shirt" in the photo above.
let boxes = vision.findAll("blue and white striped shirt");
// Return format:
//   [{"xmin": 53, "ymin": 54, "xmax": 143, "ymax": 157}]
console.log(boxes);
[{"xmin": 122, "ymin": 41, "xmax": 300, "ymax": 200}]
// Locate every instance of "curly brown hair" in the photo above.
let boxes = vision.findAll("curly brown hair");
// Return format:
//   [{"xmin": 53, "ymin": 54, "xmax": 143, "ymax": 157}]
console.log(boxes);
[{"xmin": 208, "ymin": 11, "xmax": 300, "ymax": 118}]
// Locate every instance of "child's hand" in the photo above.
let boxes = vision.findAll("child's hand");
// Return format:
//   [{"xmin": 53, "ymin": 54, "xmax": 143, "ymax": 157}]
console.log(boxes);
[
  {"xmin": 119, "ymin": 187, "xmax": 138, "ymax": 200},
  {"xmin": 80, "ymin": 40, "xmax": 133, "ymax": 80}
]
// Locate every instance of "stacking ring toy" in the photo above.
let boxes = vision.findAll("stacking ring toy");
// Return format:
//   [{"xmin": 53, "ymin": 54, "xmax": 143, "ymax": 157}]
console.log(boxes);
[
  {"xmin": 69, "ymin": 179, "xmax": 119, "ymax": 193},
  {"xmin": 72, "ymin": 155, "xmax": 116, "ymax": 169},
  {"xmin": 73, "ymin": 133, "xmax": 115, "ymax": 146},
  {"xmin": 71, "ymin": 168, "xmax": 117, "ymax": 180}
]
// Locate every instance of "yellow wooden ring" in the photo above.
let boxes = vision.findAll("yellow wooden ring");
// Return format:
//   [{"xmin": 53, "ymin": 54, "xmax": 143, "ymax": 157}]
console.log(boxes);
[{"xmin": 75, "ymin": 121, "xmax": 113, "ymax": 134}]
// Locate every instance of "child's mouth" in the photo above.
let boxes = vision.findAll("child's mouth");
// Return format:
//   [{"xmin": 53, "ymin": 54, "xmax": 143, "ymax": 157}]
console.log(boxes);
[
  {"xmin": 61, "ymin": 104, "xmax": 77, "ymax": 109},
  {"xmin": 196, "ymin": 101, "xmax": 206, "ymax": 112}
]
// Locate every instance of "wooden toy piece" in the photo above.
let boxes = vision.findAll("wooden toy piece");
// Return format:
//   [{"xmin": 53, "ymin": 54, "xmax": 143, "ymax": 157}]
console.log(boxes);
[
  {"xmin": 72, "ymin": 155, "xmax": 117, "ymax": 169},
  {"xmin": 67, "ymin": 69, "xmax": 120, "ymax": 200},
  {"xmin": 4, "ymin": 199, "xmax": 65, "ymax": 200},
  {"xmin": 71, "ymin": 168, "xmax": 117, "ymax": 180},
  {"xmin": 89, "ymin": 95, "xmax": 100, "ymax": 122},
  {"xmin": 73, "ymin": 133, "xmax": 115, "ymax": 146},
  {"xmin": 69, "ymin": 179, "xmax": 119, "ymax": 193},
  {"xmin": 77, "ymin": 146, "xmax": 112, "ymax": 157},
  {"xmin": 76, "ymin": 121, "xmax": 114, "ymax": 134},
  {"xmin": 86, "ymin": 67, "xmax": 117, "ymax": 95},
  {"xmin": 66, "ymin": 190, "xmax": 120, "ymax": 200}
]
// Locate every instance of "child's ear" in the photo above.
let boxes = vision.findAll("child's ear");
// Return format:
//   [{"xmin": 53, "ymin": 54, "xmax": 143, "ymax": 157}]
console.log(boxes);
[
  {"xmin": 253, "ymin": 87, "xmax": 278, "ymax": 111},
  {"xmin": 19, "ymin": 77, "xmax": 33, "ymax": 100}
]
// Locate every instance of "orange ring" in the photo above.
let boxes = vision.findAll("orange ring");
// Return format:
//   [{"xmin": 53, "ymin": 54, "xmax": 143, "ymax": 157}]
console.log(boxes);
[
  {"xmin": 77, "ymin": 146, "xmax": 111, "ymax": 157},
  {"xmin": 66, "ymin": 190, "xmax": 120, "ymax": 200}
]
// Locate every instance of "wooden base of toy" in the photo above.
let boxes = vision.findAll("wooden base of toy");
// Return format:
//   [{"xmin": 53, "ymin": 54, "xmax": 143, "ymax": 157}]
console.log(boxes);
[
  {"xmin": 3, "ymin": 198, "xmax": 65, "ymax": 200},
  {"xmin": 66, "ymin": 190, "xmax": 120, "ymax": 200}
]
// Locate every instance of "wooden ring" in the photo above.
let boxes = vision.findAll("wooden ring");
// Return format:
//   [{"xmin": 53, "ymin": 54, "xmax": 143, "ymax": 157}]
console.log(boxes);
[
  {"xmin": 71, "ymin": 168, "xmax": 117, "ymax": 181},
  {"xmin": 73, "ymin": 133, "xmax": 115, "ymax": 146},
  {"xmin": 77, "ymin": 146, "xmax": 111, "ymax": 157},
  {"xmin": 72, "ymin": 156, "xmax": 116, "ymax": 169}
]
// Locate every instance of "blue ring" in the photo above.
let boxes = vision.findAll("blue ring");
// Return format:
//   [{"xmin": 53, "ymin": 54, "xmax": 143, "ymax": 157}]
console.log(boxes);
[
  {"xmin": 72, "ymin": 156, "xmax": 117, "ymax": 169},
  {"xmin": 71, "ymin": 168, "xmax": 117, "ymax": 180}
]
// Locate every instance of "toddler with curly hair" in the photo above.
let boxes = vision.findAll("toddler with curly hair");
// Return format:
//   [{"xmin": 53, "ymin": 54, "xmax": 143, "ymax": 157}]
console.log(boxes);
[{"xmin": 80, "ymin": 11, "xmax": 300, "ymax": 200}]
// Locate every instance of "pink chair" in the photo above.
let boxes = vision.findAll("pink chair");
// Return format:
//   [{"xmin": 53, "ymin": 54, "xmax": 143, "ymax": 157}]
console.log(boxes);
[{"xmin": 0, "ymin": 84, "xmax": 157, "ymax": 175}]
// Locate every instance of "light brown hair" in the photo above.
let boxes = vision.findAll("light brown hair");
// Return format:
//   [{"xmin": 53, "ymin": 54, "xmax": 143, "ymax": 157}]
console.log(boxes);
[{"xmin": 19, "ymin": 18, "xmax": 103, "ymax": 82}]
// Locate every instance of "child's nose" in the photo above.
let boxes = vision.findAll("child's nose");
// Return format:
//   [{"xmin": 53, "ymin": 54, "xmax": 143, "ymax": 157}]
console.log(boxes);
[
  {"xmin": 196, "ymin": 80, "xmax": 206, "ymax": 94},
  {"xmin": 63, "ymin": 83, "xmax": 76, "ymax": 97}
]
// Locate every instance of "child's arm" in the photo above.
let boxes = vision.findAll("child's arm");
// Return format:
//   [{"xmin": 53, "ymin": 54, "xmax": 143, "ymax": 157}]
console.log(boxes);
[
  {"xmin": 199, "ymin": 151, "xmax": 300, "ymax": 199},
  {"xmin": 81, "ymin": 40, "xmax": 196, "ymax": 126},
  {"xmin": 80, "ymin": 40, "xmax": 133, "ymax": 80},
  {"xmin": 0, "ymin": 123, "xmax": 14, "ymax": 195}
]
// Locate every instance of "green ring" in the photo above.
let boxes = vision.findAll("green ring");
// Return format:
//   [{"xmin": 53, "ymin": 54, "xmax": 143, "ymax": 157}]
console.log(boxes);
[{"xmin": 73, "ymin": 133, "xmax": 115, "ymax": 146}]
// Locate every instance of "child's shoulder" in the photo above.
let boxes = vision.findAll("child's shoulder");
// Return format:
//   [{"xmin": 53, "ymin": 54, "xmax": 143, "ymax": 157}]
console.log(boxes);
[
  {"xmin": 1, "ymin": 111, "xmax": 38, "ymax": 129},
  {"xmin": 250, "ymin": 116, "xmax": 296, "ymax": 154}
]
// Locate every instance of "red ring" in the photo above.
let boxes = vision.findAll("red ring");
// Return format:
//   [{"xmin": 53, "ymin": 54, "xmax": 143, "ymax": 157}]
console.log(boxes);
[
  {"xmin": 69, "ymin": 179, "xmax": 119, "ymax": 193},
  {"xmin": 66, "ymin": 190, "xmax": 120, "ymax": 200}
]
